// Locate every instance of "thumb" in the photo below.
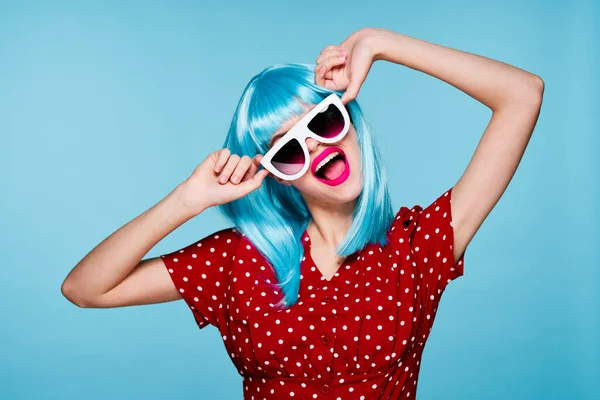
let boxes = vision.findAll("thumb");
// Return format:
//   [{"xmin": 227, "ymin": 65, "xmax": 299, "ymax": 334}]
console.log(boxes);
[
  {"xmin": 240, "ymin": 168, "xmax": 270, "ymax": 193},
  {"xmin": 341, "ymin": 82, "xmax": 359, "ymax": 104},
  {"xmin": 342, "ymin": 74, "xmax": 364, "ymax": 104},
  {"xmin": 341, "ymin": 60, "xmax": 370, "ymax": 104},
  {"xmin": 342, "ymin": 74, "xmax": 367, "ymax": 104}
]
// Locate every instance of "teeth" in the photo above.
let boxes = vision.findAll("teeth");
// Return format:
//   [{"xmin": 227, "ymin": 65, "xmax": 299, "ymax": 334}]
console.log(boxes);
[{"xmin": 315, "ymin": 152, "xmax": 341, "ymax": 173}]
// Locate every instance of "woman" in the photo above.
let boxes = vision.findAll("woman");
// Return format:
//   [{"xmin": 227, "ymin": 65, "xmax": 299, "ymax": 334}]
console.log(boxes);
[{"xmin": 61, "ymin": 27, "xmax": 543, "ymax": 399}]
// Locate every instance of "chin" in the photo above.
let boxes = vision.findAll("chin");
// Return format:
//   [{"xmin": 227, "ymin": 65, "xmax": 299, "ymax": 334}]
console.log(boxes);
[{"xmin": 299, "ymin": 172, "xmax": 364, "ymax": 204}]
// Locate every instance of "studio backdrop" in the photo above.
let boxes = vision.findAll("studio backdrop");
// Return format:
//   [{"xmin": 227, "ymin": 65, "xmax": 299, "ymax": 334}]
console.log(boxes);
[{"xmin": 0, "ymin": 1, "xmax": 597, "ymax": 399}]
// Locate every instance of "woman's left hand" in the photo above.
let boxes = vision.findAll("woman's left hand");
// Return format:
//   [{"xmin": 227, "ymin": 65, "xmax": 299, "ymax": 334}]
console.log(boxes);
[{"xmin": 314, "ymin": 28, "xmax": 384, "ymax": 104}]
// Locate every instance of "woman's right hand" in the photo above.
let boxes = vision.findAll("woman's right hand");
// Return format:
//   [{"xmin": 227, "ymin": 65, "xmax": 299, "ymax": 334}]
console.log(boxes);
[{"xmin": 177, "ymin": 148, "xmax": 271, "ymax": 214}]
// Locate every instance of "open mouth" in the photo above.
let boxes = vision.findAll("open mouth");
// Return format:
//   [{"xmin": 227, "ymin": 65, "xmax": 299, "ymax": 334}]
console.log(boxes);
[{"xmin": 311, "ymin": 148, "xmax": 350, "ymax": 186}]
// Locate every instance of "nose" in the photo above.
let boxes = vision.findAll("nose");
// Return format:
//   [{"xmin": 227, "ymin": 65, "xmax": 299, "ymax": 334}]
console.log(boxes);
[{"xmin": 305, "ymin": 137, "xmax": 320, "ymax": 153}]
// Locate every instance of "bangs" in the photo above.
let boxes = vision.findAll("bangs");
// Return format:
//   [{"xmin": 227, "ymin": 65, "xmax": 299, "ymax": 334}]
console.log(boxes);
[{"xmin": 244, "ymin": 66, "xmax": 329, "ymax": 153}]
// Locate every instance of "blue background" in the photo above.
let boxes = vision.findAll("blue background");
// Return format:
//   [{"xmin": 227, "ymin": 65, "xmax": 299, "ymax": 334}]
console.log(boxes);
[{"xmin": 1, "ymin": 0, "xmax": 597, "ymax": 399}]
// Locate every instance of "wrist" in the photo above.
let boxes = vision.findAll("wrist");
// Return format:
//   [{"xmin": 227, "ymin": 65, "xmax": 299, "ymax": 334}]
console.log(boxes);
[
  {"xmin": 368, "ymin": 28, "xmax": 404, "ymax": 62},
  {"xmin": 169, "ymin": 182, "xmax": 209, "ymax": 220}
]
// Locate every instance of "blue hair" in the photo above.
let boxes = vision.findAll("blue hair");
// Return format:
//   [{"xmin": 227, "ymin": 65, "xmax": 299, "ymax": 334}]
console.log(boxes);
[{"xmin": 216, "ymin": 63, "xmax": 394, "ymax": 308}]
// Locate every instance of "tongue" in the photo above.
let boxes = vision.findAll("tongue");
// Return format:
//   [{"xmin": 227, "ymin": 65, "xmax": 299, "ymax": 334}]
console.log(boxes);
[{"xmin": 323, "ymin": 158, "xmax": 346, "ymax": 181}]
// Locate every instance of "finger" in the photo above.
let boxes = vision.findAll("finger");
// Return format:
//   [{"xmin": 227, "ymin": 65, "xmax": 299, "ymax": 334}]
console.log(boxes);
[
  {"xmin": 341, "ymin": 76, "xmax": 363, "ymax": 104},
  {"xmin": 323, "ymin": 53, "xmax": 347, "ymax": 70},
  {"xmin": 315, "ymin": 47, "xmax": 345, "ymax": 65},
  {"xmin": 249, "ymin": 154, "xmax": 271, "ymax": 178},
  {"xmin": 214, "ymin": 148, "xmax": 231, "ymax": 174},
  {"xmin": 244, "ymin": 154, "xmax": 264, "ymax": 180},
  {"xmin": 315, "ymin": 54, "xmax": 346, "ymax": 86},
  {"xmin": 314, "ymin": 64, "xmax": 326, "ymax": 87},
  {"xmin": 315, "ymin": 54, "xmax": 347, "ymax": 86},
  {"xmin": 254, "ymin": 155, "xmax": 271, "ymax": 176},
  {"xmin": 239, "ymin": 168, "xmax": 270, "ymax": 194},
  {"xmin": 314, "ymin": 51, "xmax": 345, "ymax": 80},
  {"xmin": 341, "ymin": 85, "xmax": 358, "ymax": 105},
  {"xmin": 218, "ymin": 154, "xmax": 240, "ymax": 184},
  {"xmin": 229, "ymin": 155, "xmax": 252, "ymax": 184},
  {"xmin": 318, "ymin": 44, "xmax": 339, "ymax": 56},
  {"xmin": 241, "ymin": 156, "xmax": 259, "ymax": 182},
  {"xmin": 341, "ymin": 62, "xmax": 372, "ymax": 104}
]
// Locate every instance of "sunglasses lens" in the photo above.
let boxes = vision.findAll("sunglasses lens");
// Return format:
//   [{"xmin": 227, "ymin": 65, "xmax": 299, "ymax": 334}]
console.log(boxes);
[
  {"xmin": 307, "ymin": 103, "xmax": 345, "ymax": 139},
  {"xmin": 271, "ymin": 138, "xmax": 305, "ymax": 176}
]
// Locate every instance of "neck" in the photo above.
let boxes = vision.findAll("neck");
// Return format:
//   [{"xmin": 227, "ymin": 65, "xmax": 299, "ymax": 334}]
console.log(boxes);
[{"xmin": 304, "ymin": 197, "xmax": 356, "ymax": 248}]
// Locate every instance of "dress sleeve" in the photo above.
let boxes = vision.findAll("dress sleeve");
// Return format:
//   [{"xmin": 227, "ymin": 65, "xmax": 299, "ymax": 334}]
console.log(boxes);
[
  {"xmin": 391, "ymin": 186, "xmax": 465, "ymax": 294},
  {"xmin": 160, "ymin": 227, "xmax": 241, "ymax": 330}
]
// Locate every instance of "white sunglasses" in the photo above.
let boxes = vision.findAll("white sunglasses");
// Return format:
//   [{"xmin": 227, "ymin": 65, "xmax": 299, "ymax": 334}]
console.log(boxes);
[{"xmin": 260, "ymin": 93, "xmax": 351, "ymax": 181}]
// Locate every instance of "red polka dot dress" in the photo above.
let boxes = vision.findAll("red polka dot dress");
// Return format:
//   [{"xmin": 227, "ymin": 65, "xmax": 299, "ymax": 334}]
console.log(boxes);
[{"xmin": 161, "ymin": 187, "xmax": 465, "ymax": 399}]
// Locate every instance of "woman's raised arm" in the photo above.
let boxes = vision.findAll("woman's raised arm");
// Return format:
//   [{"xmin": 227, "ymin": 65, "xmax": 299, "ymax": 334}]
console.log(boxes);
[
  {"xmin": 369, "ymin": 28, "xmax": 544, "ymax": 263},
  {"xmin": 61, "ymin": 149, "xmax": 269, "ymax": 308},
  {"xmin": 61, "ymin": 183, "xmax": 204, "ymax": 308}
]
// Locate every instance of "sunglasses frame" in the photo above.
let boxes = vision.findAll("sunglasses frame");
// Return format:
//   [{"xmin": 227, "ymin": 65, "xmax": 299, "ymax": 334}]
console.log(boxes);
[{"xmin": 260, "ymin": 93, "xmax": 351, "ymax": 181}]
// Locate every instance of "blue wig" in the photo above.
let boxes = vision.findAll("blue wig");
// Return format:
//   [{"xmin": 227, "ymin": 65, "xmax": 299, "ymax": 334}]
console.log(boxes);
[{"xmin": 217, "ymin": 63, "xmax": 394, "ymax": 308}]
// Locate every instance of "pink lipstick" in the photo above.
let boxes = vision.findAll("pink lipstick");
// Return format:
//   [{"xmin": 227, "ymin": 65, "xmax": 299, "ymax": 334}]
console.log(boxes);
[{"xmin": 311, "ymin": 147, "xmax": 350, "ymax": 186}]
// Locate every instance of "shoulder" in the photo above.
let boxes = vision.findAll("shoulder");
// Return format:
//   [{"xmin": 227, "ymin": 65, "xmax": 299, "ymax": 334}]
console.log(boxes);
[
  {"xmin": 388, "ymin": 188, "xmax": 454, "ymax": 240},
  {"xmin": 387, "ymin": 204, "xmax": 424, "ymax": 241},
  {"xmin": 196, "ymin": 226, "xmax": 243, "ymax": 248},
  {"xmin": 160, "ymin": 226, "xmax": 243, "ymax": 262}
]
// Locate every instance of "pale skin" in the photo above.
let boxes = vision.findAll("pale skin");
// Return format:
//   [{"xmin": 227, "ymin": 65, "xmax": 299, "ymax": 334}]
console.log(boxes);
[
  {"xmin": 61, "ymin": 27, "xmax": 543, "ymax": 308},
  {"xmin": 266, "ymin": 105, "xmax": 364, "ymax": 280}
]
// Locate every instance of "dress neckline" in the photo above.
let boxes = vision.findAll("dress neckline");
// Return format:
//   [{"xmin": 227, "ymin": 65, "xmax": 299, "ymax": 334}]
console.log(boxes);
[{"xmin": 301, "ymin": 228, "xmax": 356, "ymax": 283}]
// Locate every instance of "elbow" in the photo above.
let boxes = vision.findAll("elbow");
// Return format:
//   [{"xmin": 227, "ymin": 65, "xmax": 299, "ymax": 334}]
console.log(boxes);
[
  {"xmin": 525, "ymin": 74, "xmax": 545, "ymax": 107},
  {"xmin": 498, "ymin": 74, "xmax": 544, "ymax": 112},
  {"xmin": 532, "ymin": 74, "xmax": 545, "ymax": 94},
  {"xmin": 61, "ymin": 279, "xmax": 91, "ymax": 308}
]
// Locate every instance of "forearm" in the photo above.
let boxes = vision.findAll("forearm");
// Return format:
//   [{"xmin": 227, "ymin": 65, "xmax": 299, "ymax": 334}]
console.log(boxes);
[
  {"xmin": 62, "ymin": 184, "xmax": 201, "ymax": 301},
  {"xmin": 370, "ymin": 28, "xmax": 543, "ymax": 111}
]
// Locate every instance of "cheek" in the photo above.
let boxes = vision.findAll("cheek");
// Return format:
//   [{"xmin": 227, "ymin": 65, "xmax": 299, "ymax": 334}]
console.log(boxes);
[
  {"xmin": 345, "ymin": 127, "xmax": 359, "ymax": 149},
  {"xmin": 345, "ymin": 136, "xmax": 361, "ymax": 166}
]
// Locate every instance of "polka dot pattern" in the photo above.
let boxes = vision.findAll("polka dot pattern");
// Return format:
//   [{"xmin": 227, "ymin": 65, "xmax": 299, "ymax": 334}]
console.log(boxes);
[
  {"xmin": 161, "ymin": 228, "xmax": 240, "ymax": 329},
  {"xmin": 160, "ymin": 187, "xmax": 465, "ymax": 399}
]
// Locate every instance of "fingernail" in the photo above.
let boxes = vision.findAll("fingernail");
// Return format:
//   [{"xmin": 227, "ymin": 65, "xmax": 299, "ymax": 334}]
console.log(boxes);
[
  {"xmin": 232, "ymin": 176, "xmax": 239, "ymax": 183},
  {"xmin": 339, "ymin": 55, "xmax": 346, "ymax": 61},
  {"xmin": 219, "ymin": 175, "xmax": 227, "ymax": 183}
]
